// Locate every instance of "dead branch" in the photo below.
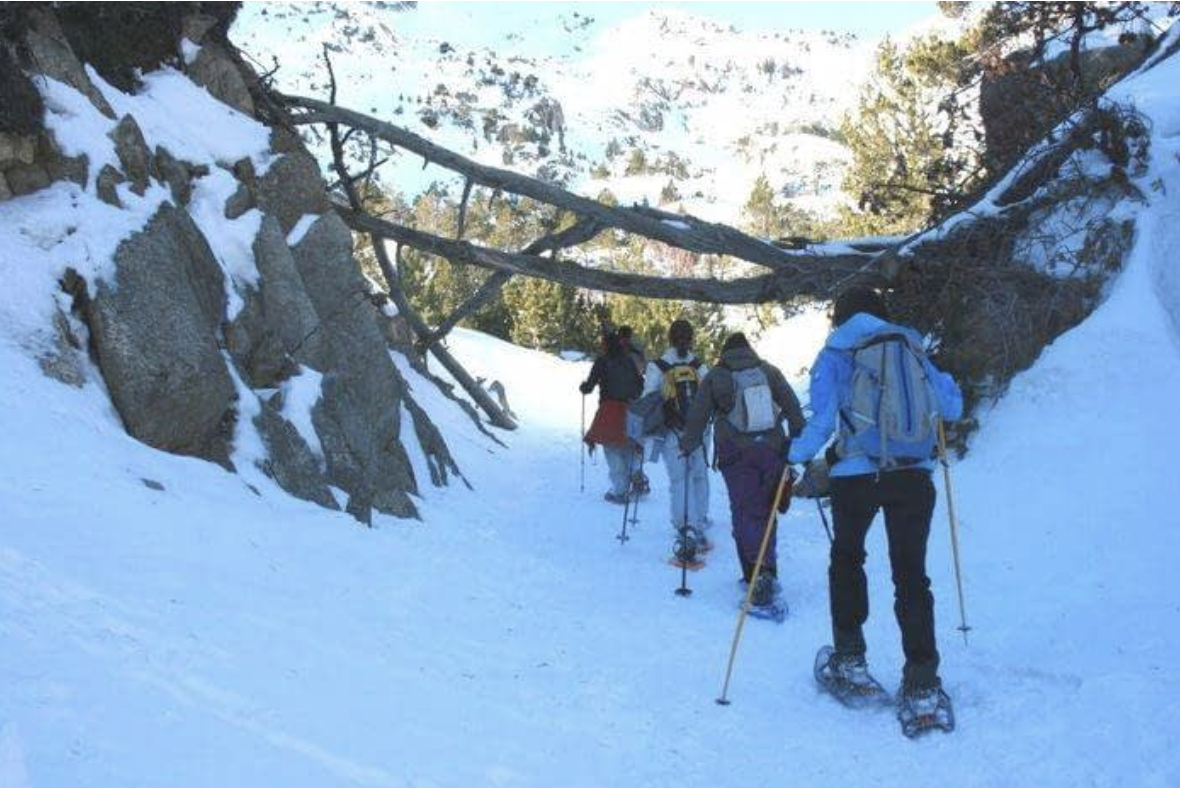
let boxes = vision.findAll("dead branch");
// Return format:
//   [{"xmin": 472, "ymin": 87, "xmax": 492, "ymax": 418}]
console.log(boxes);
[
  {"xmin": 339, "ymin": 207, "xmax": 880, "ymax": 303},
  {"xmin": 279, "ymin": 93, "xmax": 884, "ymax": 274}
]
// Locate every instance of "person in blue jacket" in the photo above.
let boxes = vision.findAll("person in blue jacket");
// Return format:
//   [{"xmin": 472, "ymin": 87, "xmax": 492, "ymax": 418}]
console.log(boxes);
[{"xmin": 789, "ymin": 287, "xmax": 963, "ymax": 707}]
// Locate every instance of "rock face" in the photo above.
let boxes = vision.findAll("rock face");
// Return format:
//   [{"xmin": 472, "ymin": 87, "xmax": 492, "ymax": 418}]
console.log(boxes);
[
  {"xmin": 292, "ymin": 214, "xmax": 419, "ymax": 521},
  {"xmin": 255, "ymin": 398, "xmax": 339, "ymax": 510},
  {"xmin": 88, "ymin": 204, "xmax": 236, "ymax": 464},
  {"xmin": 226, "ymin": 215, "xmax": 326, "ymax": 388},
  {"xmin": 1, "ymin": 3, "xmax": 469, "ymax": 524}
]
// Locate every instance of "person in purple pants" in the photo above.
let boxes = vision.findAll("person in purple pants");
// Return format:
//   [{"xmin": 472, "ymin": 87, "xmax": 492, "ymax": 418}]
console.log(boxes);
[{"xmin": 679, "ymin": 333, "xmax": 804, "ymax": 610}]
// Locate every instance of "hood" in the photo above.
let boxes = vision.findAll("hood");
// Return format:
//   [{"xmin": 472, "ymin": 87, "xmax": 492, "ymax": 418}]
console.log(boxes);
[
  {"xmin": 660, "ymin": 348, "xmax": 699, "ymax": 365},
  {"xmin": 825, "ymin": 312, "xmax": 923, "ymax": 351},
  {"xmin": 718, "ymin": 346, "xmax": 761, "ymax": 370}
]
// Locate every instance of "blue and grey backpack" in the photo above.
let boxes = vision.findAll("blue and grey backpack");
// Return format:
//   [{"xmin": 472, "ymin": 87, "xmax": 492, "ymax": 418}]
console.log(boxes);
[{"xmin": 837, "ymin": 332, "xmax": 939, "ymax": 468}]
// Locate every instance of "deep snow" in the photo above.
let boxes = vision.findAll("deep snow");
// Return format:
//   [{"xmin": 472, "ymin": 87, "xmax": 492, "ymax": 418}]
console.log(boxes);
[{"xmin": 4, "ymin": 24, "xmax": 1180, "ymax": 788}]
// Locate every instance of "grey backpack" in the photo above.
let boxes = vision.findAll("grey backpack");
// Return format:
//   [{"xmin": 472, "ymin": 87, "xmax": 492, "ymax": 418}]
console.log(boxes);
[{"xmin": 726, "ymin": 366, "xmax": 780, "ymax": 434}]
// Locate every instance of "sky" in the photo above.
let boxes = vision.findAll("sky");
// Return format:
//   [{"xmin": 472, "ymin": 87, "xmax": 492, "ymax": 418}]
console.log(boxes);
[{"xmin": 394, "ymin": 1, "xmax": 943, "ymax": 56}]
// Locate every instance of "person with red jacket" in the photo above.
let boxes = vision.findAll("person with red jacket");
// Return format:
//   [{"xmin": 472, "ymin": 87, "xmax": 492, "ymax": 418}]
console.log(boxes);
[{"xmin": 581, "ymin": 330, "xmax": 643, "ymax": 503}]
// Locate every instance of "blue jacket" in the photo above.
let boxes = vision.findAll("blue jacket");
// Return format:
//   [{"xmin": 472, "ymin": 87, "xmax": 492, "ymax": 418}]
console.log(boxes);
[{"xmin": 787, "ymin": 313, "xmax": 963, "ymax": 476}]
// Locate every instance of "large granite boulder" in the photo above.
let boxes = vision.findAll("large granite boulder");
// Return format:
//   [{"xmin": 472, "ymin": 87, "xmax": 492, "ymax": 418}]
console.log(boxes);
[
  {"xmin": 291, "ymin": 213, "xmax": 418, "ymax": 520},
  {"xmin": 226, "ymin": 215, "xmax": 327, "ymax": 388},
  {"xmin": 250, "ymin": 149, "xmax": 330, "ymax": 234},
  {"xmin": 88, "ymin": 203, "xmax": 235, "ymax": 463}
]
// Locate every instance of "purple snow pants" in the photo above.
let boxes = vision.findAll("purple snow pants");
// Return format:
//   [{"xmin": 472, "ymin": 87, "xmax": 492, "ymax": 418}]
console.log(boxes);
[{"xmin": 717, "ymin": 440, "xmax": 787, "ymax": 581}]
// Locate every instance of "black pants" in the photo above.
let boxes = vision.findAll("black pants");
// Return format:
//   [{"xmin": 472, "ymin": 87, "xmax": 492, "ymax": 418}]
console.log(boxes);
[{"xmin": 829, "ymin": 469, "xmax": 939, "ymax": 689}]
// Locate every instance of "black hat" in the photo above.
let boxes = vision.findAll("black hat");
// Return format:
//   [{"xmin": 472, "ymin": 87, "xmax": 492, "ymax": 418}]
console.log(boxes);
[{"xmin": 831, "ymin": 287, "xmax": 889, "ymax": 327}]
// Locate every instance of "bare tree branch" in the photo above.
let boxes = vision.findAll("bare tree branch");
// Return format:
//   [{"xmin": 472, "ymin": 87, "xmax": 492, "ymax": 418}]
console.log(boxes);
[{"xmin": 339, "ymin": 206, "xmax": 883, "ymax": 303}]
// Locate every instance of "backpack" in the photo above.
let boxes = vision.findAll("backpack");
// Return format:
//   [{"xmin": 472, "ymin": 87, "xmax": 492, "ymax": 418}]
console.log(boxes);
[
  {"xmin": 655, "ymin": 358, "xmax": 702, "ymax": 430},
  {"xmin": 838, "ymin": 332, "xmax": 939, "ymax": 468},
  {"xmin": 725, "ymin": 365, "xmax": 780, "ymax": 434},
  {"xmin": 627, "ymin": 390, "xmax": 667, "ymax": 441}
]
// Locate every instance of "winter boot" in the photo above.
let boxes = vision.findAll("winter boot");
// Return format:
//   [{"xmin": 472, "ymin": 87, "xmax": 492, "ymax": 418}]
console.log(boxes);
[
  {"xmin": 897, "ymin": 679, "xmax": 955, "ymax": 737},
  {"xmin": 630, "ymin": 470, "xmax": 650, "ymax": 497},
  {"xmin": 813, "ymin": 647, "xmax": 889, "ymax": 708},
  {"xmin": 670, "ymin": 526, "xmax": 704, "ymax": 569},
  {"xmin": 604, "ymin": 491, "xmax": 628, "ymax": 505},
  {"xmin": 749, "ymin": 573, "xmax": 778, "ymax": 607}
]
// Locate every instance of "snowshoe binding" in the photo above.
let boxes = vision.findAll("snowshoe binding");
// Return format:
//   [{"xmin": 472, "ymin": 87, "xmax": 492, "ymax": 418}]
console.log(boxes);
[
  {"xmin": 897, "ymin": 683, "xmax": 955, "ymax": 738},
  {"xmin": 669, "ymin": 527, "xmax": 704, "ymax": 571},
  {"xmin": 814, "ymin": 646, "xmax": 890, "ymax": 709},
  {"xmin": 744, "ymin": 575, "xmax": 787, "ymax": 623},
  {"xmin": 630, "ymin": 471, "xmax": 651, "ymax": 498}
]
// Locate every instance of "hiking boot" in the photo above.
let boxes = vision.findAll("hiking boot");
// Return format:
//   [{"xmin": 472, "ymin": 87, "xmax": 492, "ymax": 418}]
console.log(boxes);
[
  {"xmin": 749, "ymin": 574, "xmax": 778, "ymax": 607},
  {"xmin": 900, "ymin": 678, "xmax": 944, "ymax": 714},
  {"xmin": 673, "ymin": 527, "xmax": 699, "ymax": 564},
  {"xmin": 604, "ymin": 491, "xmax": 628, "ymax": 505},
  {"xmin": 683, "ymin": 525, "xmax": 711, "ymax": 553},
  {"xmin": 630, "ymin": 471, "xmax": 650, "ymax": 496},
  {"xmin": 829, "ymin": 652, "xmax": 875, "ymax": 689}
]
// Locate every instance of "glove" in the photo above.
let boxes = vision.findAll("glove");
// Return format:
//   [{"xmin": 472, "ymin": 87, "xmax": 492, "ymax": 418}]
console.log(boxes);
[
  {"xmin": 793, "ymin": 458, "xmax": 831, "ymax": 499},
  {"xmin": 579, "ymin": 381, "xmax": 593, "ymax": 395}
]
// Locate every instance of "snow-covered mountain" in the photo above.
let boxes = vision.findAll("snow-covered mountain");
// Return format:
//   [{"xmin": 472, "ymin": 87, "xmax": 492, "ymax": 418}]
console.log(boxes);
[{"xmin": 232, "ymin": 3, "xmax": 872, "ymax": 222}]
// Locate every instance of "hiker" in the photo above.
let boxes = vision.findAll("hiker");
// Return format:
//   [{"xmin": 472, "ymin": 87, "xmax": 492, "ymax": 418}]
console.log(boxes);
[
  {"xmin": 788, "ymin": 286, "xmax": 963, "ymax": 718},
  {"xmin": 618, "ymin": 325, "xmax": 652, "ymax": 496},
  {"xmin": 680, "ymin": 333, "xmax": 804, "ymax": 610},
  {"xmin": 644, "ymin": 319, "xmax": 711, "ymax": 557},
  {"xmin": 581, "ymin": 329, "xmax": 644, "ymax": 504}
]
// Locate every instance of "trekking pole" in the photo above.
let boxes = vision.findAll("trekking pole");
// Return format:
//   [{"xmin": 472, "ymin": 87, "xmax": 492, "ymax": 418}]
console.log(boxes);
[
  {"xmin": 579, "ymin": 395, "xmax": 586, "ymax": 494},
  {"xmin": 936, "ymin": 418, "xmax": 972, "ymax": 646},
  {"xmin": 629, "ymin": 449, "xmax": 643, "ymax": 528},
  {"xmin": 815, "ymin": 497, "xmax": 834, "ymax": 545},
  {"xmin": 716, "ymin": 464, "xmax": 792, "ymax": 706},
  {"xmin": 675, "ymin": 451, "xmax": 693, "ymax": 598},
  {"xmin": 617, "ymin": 447, "xmax": 636, "ymax": 544}
]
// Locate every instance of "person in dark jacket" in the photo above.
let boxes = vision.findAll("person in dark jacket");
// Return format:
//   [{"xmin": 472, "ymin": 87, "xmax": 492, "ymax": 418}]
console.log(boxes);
[
  {"xmin": 788, "ymin": 286, "xmax": 963, "ymax": 711},
  {"xmin": 581, "ymin": 330, "xmax": 644, "ymax": 503},
  {"xmin": 680, "ymin": 333, "xmax": 804, "ymax": 607}
]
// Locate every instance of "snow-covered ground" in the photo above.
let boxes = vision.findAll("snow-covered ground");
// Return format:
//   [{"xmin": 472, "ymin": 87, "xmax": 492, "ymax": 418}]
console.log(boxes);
[
  {"xmin": 4, "ymin": 21, "xmax": 1180, "ymax": 788},
  {"xmin": 3, "ymin": 222, "xmax": 1180, "ymax": 787}
]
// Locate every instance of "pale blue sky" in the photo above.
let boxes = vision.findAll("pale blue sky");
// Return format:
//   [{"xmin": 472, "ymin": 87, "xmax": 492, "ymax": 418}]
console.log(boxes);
[{"xmin": 397, "ymin": 2, "xmax": 942, "ymax": 55}]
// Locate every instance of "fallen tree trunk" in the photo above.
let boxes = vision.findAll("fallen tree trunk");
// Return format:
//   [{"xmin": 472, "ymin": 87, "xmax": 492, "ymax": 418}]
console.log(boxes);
[
  {"xmin": 340, "ymin": 206, "xmax": 885, "ymax": 303},
  {"xmin": 282, "ymin": 93, "xmax": 884, "ymax": 275}
]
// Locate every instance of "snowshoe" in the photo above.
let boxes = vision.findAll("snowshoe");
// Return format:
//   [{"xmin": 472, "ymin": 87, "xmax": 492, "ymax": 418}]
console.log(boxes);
[
  {"xmin": 897, "ymin": 684, "xmax": 955, "ymax": 738},
  {"xmin": 630, "ymin": 471, "xmax": 650, "ymax": 497},
  {"xmin": 814, "ymin": 646, "xmax": 890, "ymax": 709},
  {"xmin": 604, "ymin": 491, "xmax": 629, "ymax": 505},
  {"xmin": 742, "ymin": 576, "xmax": 787, "ymax": 623},
  {"xmin": 669, "ymin": 527, "xmax": 704, "ymax": 570}
]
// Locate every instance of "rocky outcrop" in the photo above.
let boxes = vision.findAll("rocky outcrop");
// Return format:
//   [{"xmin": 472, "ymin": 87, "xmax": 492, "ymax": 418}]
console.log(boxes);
[
  {"xmin": 292, "ymin": 214, "xmax": 419, "ymax": 521},
  {"xmin": 187, "ymin": 41, "xmax": 255, "ymax": 116},
  {"xmin": 255, "ymin": 398, "xmax": 339, "ymax": 510},
  {"xmin": 226, "ymin": 216, "xmax": 326, "ymax": 387},
  {"xmin": 88, "ymin": 204, "xmax": 236, "ymax": 464},
  {"xmin": 1, "ymin": 3, "xmax": 469, "ymax": 524}
]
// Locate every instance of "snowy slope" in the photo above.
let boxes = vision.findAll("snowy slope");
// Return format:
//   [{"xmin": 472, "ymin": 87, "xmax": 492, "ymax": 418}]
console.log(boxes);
[
  {"xmin": 232, "ymin": 4, "xmax": 870, "ymax": 222},
  {"xmin": 3, "ymin": 40, "xmax": 1180, "ymax": 788}
]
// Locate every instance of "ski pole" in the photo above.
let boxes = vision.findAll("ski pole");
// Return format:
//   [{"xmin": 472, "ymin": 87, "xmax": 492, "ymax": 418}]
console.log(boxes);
[
  {"xmin": 579, "ymin": 395, "xmax": 586, "ymax": 494},
  {"xmin": 716, "ymin": 464, "xmax": 792, "ymax": 706},
  {"xmin": 675, "ymin": 451, "xmax": 693, "ymax": 598},
  {"xmin": 815, "ymin": 497, "xmax": 833, "ymax": 545},
  {"xmin": 936, "ymin": 418, "xmax": 972, "ymax": 645},
  {"xmin": 629, "ymin": 448, "xmax": 643, "ymax": 528},
  {"xmin": 617, "ymin": 446, "xmax": 636, "ymax": 544}
]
